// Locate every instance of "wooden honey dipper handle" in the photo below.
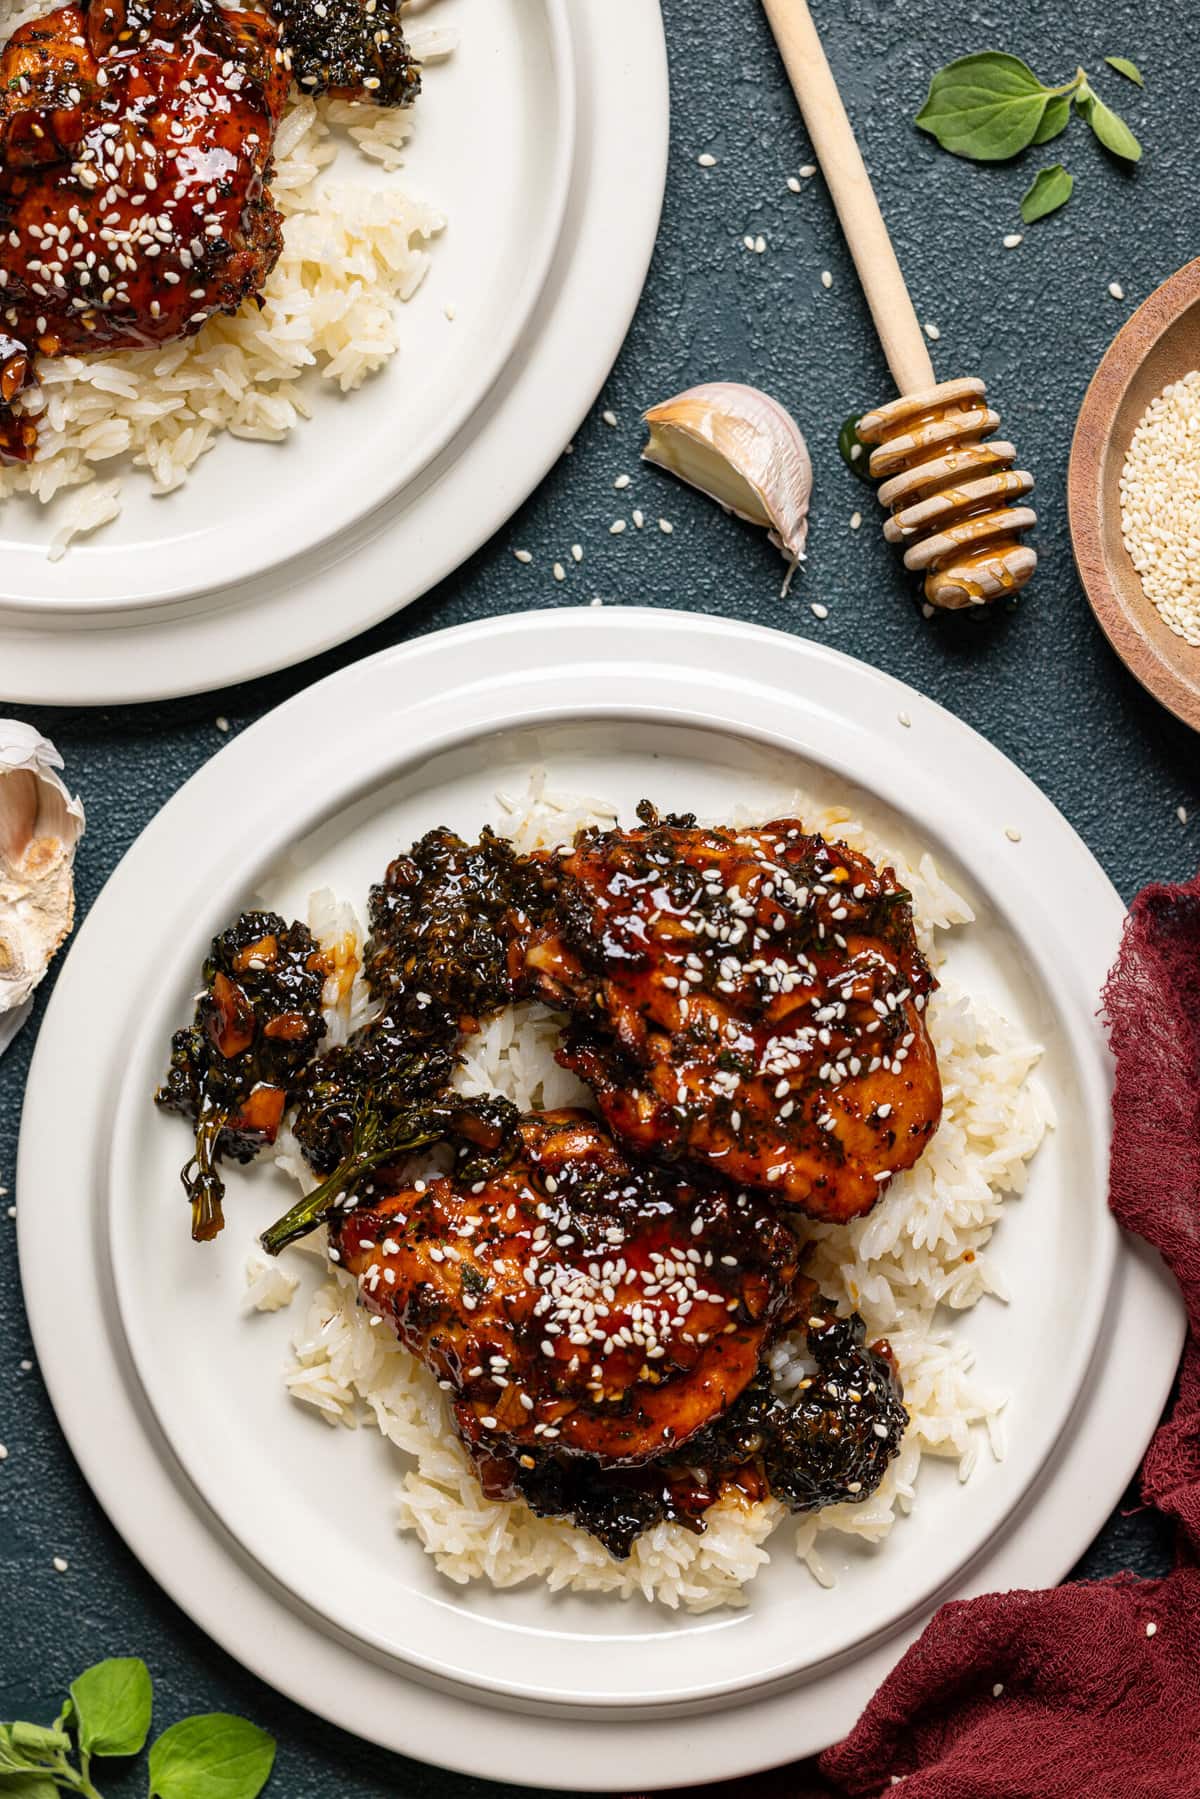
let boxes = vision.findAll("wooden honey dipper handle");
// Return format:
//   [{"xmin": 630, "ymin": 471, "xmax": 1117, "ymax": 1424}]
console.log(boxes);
[
  {"xmin": 760, "ymin": 0, "xmax": 1039, "ymax": 610},
  {"xmin": 760, "ymin": 0, "xmax": 933, "ymax": 396}
]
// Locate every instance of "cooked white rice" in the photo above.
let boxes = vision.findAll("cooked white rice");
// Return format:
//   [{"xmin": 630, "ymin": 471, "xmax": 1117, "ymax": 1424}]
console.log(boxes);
[
  {"xmin": 261, "ymin": 776, "xmax": 1052, "ymax": 1611},
  {"xmin": 1, "ymin": 4, "xmax": 450, "ymax": 556}
]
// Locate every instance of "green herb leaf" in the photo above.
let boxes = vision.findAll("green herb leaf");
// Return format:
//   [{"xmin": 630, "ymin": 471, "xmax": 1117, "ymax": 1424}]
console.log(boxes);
[
  {"xmin": 838, "ymin": 414, "xmax": 873, "ymax": 482},
  {"xmin": 148, "ymin": 1715, "xmax": 275, "ymax": 1799},
  {"xmin": 0, "ymin": 1775, "xmax": 60, "ymax": 1796},
  {"xmin": 1020, "ymin": 163, "xmax": 1074, "ymax": 222},
  {"xmin": 0, "ymin": 1731, "xmax": 27, "ymax": 1773},
  {"xmin": 70, "ymin": 1659, "xmax": 153, "ymax": 1760},
  {"xmin": 916, "ymin": 52, "xmax": 1055, "ymax": 161},
  {"xmin": 1105, "ymin": 55, "xmax": 1143, "ymax": 86},
  {"xmin": 1081, "ymin": 92, "xmax": 1142, "ymax": 160},
  {"xmin": 5, "ymin": 1728, "xmax": 69, "ymax": 1760},
  {"xmin": 1031, "ymin": 93, "xmax": 1071, "ymax": 143}
]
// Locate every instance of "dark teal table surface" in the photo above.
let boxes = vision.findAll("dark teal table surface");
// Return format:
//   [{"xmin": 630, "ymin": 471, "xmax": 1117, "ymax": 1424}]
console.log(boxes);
[{"xmin": 2, "ymin": 0, "xmax": 1195, "ymax": 1791}]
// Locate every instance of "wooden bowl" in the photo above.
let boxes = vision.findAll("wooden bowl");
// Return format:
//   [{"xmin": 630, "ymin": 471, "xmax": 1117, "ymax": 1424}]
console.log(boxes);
[{"xmin": 1069, "ymin": 256, "xmax": 1200, "ymax": 731}]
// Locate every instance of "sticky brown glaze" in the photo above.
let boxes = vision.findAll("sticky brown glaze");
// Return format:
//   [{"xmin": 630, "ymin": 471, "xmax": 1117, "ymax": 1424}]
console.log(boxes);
[
  {"xmin": 332, "ymin": 1109, "xmax": 803, "ymax": 1470},
  {"xmin": 0, "ymin": 0, "xmax": 288, "ymax": 462},
  {"xmin": 514, "ymin": 807, "xmax": 942, "ymax": 1223}
]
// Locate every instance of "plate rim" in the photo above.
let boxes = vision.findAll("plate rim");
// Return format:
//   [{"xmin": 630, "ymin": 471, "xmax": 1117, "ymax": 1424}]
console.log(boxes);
[
  {"xmin": 103, "ymin": 680, "xmax": 1118, "ymax": 1708},
  {"xmin": 17, "ymin": 609, "xmax": 1187, "ymax": 1785},
  {"xmin": 0, "ymin": 0, "xmax": 670, "ymax": 702}
]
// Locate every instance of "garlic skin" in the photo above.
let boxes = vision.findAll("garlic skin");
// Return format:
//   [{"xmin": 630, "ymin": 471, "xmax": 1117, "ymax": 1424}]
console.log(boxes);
[
  {"xmin": 0, "ymin": 723, "xmax": 85, "ymax": 1057},
  {"xmin": 642, "ymin": 383, "xmax": 813, "ymax": 588}
]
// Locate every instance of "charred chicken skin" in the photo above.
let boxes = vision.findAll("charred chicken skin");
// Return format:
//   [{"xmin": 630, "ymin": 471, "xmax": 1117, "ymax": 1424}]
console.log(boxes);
[
  {"xmin": 332, "ymin": 1109, "xmax": 907, "ymax": 1556},
  {"xmin": 0, "ymin": 0, "xmax": 289, "ymax": 462},
  {"xmin": 514, "ymin": 807, "xmax": 942, "ymax": 1223}
]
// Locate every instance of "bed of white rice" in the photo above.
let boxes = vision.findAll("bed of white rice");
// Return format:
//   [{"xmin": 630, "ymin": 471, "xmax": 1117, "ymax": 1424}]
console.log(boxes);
[
  {"xmin": 1, "ymin": 2, "xmax": 450, "ymax": 558},
  {"xmin": 254, "ymin": 776, "xmax": 1052, "ymax": 1612}
]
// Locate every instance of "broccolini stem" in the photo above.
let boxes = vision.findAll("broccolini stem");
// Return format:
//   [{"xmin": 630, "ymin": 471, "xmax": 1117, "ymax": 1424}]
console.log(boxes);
[
  {"xmin": 259, "ymin": 1111, "xmax": 452, "ymax": 1256},
  {"xmin": 185, "ymin": 1097, "xmax": 228, "ymax": 1243}
]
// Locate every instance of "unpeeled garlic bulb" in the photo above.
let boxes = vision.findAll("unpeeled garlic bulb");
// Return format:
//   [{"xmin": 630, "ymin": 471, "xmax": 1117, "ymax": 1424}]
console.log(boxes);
[
  {"xmin": 642, "ymin": 383, "xmax": 812, "ymax": 590},
  {"xmin": 0, "ymin": 723, "xmax": 85, "ymax": 1057}
]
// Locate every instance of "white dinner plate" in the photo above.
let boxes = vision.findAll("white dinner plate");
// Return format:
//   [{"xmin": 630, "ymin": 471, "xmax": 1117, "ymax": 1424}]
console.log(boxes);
[
  {"xmin": 0, "ymin": 1, "xmax": 667, "ymax": 701},
  {"xmin": 18, "ymin": 611, "xmax": 1185, "ymax": 1786}
]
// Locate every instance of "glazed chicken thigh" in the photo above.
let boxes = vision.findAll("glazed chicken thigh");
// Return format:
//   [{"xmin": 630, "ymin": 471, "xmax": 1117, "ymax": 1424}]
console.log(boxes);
[
  {"xmin": 0, "ymin": 0, "xmax": 289, "ymax": 461},
  {"xmin": 331, "ymin": 1108, "xmax": 908, "ymax": 1554},
  {"xmin": 333, "ymin": 1108, "xmax": 802, "ymax": 1468},
  {"xmin": 515, "ymin": 808, "xmax": 942, "ymax": 1223}
]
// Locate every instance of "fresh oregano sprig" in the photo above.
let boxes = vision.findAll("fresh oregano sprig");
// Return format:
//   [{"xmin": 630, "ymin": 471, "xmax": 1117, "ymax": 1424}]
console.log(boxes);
[
  {"xmin": 916, "ymin": 51, "xmax": 1144, "ymax": 202},
  {"xmin": 1, "ymin": 1659, "xmax": 275, "ymax": 1799}
]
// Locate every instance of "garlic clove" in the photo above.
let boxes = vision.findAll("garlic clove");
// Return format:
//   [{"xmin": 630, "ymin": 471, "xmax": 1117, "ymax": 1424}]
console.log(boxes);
[
  {"xmin": 642, "ymin": 383, "xmax": 813, "ymax": 587},
  {"xmin": 0, "ymin": 721, "xmax": 85, "ymax": 1053}
]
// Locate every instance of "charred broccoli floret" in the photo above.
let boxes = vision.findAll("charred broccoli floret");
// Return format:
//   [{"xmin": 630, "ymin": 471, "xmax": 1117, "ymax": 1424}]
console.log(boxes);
[
  {"xmin": 270, "ymin": 0, "xmax": 421, "ymax": 106},
  {"xmin": 155, "ymin": 911, "xmax": 329, "ymax": 1243},
  {"xmin": 698, "ymin": 1305, "xmax": 908, "ymax": 1513},
  {"xmin": 364, "ymin": 827, "xmax": 551, "ymax": 1026}
]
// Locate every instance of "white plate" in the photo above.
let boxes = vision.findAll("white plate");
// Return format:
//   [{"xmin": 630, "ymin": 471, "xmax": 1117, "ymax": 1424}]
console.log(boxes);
[
  {"xmin": 18, "ymin": 611, "xmax": 1185, "ymax": 1785},
  {"xmin": 0, "ymin": 1, "xmax": 667, "ymax": 700},
  {"xmin": 0, "ymin": 0, "xmax": 574, "ymax": 613}
]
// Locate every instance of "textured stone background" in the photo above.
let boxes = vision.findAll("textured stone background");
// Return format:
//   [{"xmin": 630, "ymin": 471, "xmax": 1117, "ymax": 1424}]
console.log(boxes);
[{"xmin": 1, "ymin": 0, "xmax": 1196, "ymax": 1791}]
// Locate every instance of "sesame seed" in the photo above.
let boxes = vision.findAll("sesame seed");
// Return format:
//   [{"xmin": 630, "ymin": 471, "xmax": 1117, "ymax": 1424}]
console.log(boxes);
[
  {"xmin": 1178, "ymin": 805, "xmax": 1189, "ymax": 825},
  {"xmin": 1005, "ymin": 827, "xmax": 1022, "ymax": 843},
  {"xmin": 514, "ymin": 548, "xmax": 533, "ymax": 563},
  {"xmin": 811, "ymin": 602, "xmax": 829, "ymax": 619},
  {"xmin": 0, "ymin": 1445, "xmax": 7, "ymax": 1461},
  {"xmin": 444, "ymin": 302, "xmax": 457, "ymax": 321},
  {"xmin": 897, "ymin": 711, "xmax": 911, "ymax": 728},
  {"xmin": 215, "ymin": 715, "xmax": 229, "ymax": 733},
  {"xmin": 1108, "ymin": 280, "xmax": 1126, "ymax": 300},
  {"xmin": 799, "ymin": 164, "xmax": 817, "ymax": 178},
  {"xmin": 614, "ymin": 473, "xmax": 631, "ymax": 489},
  {"xmin": 992, "ymin": 1682, "xmax": 1004, "ymax": 1697},
  {"xmin": 53, "ymin": 1556, "xmax": 69, "ymax": 1573},
  {"xmin": 820, "ymin": 269, "xmax": 833, "ymax": 288},
  {"xmin": 610, "ymin": 519, "xmax": 627, "ymax": 535},
  {"xmin": 633, "ymin": 509, "xmax": 645, "ymax": 528},
  {"xmin": 570, "ymin": 544, "xmax": 583, "ymax": 562},
  {"xmin": 1003, "ymin": 233, "xmax": 1023, "ymax": 249},
  {"xmin": 754, "ymin": 235, "xmax": 767, "ymax": 254},
  {"xmin": 659, "ymin": 518, "xmax": 674, "ymax": 534},
  {"xmin": 924, "ymin": 320, "xmax": 941, "ymax": 341},
  {"xmin": 602, "ymin": 409, "xmax": 617, "ymax": 427},
  {"xmin": 698, "ymin": 152, "xmax": 717, "ymax": 167},
  {"xmin": 553, "ymin": 562, "xmax": 566, "ymax": 582},
  {"xmin": 787, "ymin": 176, "xmax": 801, "ymax": 193},
  {"xmin": 1146, "ymin": 1621, "xmax": 1158, "ymax": 1637},
  {"xmin": 850, "ymin": 511, "xmax": 862, "ymax": 530}
]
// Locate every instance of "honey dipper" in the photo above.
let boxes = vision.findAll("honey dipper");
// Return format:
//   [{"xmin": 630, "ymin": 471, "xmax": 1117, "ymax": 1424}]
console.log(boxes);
[{"xmin": 760, "ymin": 0, "xmax": 1037, "ymax": 609}]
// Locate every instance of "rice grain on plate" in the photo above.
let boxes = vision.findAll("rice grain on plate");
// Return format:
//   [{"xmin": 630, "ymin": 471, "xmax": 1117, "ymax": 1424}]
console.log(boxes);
[
  {"xmin": 0, "ymin": 5, "xmax": 449, "ymax": 557},
  {"xmin": 268, "ymin": 777, "xmax": 1052, "ymax": 1612}
]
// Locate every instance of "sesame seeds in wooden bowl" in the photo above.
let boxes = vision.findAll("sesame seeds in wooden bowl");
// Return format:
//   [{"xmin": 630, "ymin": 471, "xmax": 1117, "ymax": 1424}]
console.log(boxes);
[{"xmin": 1069, "ymin": 257, "xmax": 1200, "ymax": 733}]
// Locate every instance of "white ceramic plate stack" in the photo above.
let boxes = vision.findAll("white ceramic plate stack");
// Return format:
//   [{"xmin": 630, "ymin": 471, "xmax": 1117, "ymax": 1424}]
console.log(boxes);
[
  {"xmin": 18, "ymin": 611, "xmax": 1184, "ymax": 1790},
  {"xmin": 0, "ymin": 0, "xmax": 668, "ymax": 705}
]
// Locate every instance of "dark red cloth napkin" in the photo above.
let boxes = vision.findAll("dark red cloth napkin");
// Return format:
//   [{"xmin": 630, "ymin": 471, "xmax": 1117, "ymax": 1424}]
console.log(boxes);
[{"xmin": 637, "ymin": 869, "xmax": 1200, "ymax": 1799}]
